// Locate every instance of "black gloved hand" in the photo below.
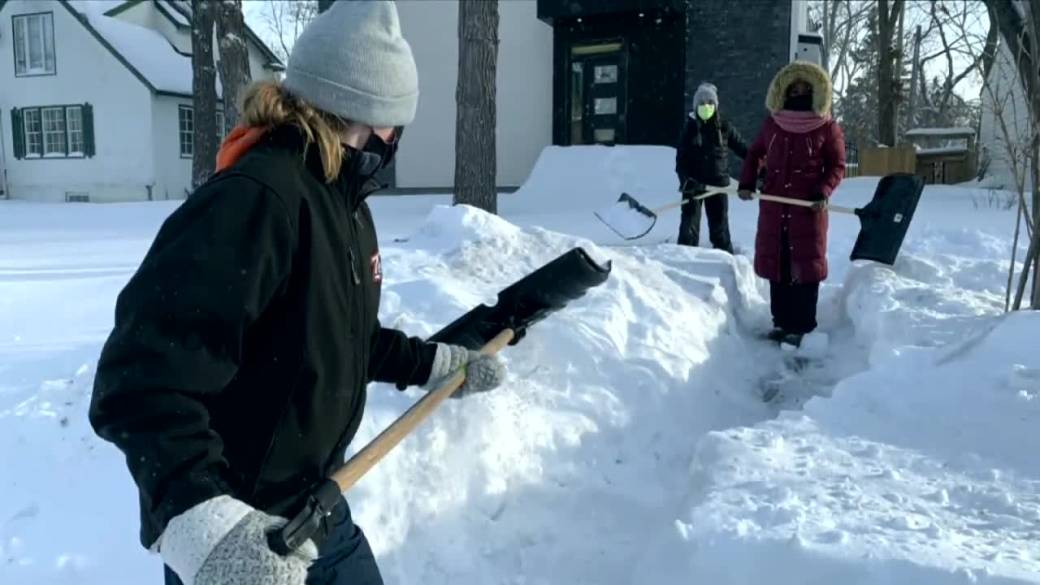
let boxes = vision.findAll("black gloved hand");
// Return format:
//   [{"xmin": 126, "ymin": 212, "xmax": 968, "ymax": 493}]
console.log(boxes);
[{"xmin": 680, "ymin": 176, "xmax": 703, "ymax": 195}]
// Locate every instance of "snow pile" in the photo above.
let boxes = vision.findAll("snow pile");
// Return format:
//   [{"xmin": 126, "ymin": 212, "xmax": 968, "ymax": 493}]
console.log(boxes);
[
  {"xmin": 0, "ymin": 200, "xmax": 779, "ymax": 584},
  {"xmin": 508, "ymin": 145, "xmax": 686, "ymax": 213},
  {"xmin": 0, "ymin": 156, "xmax": 1035, "ymax": 584},
  {"xmin": 653, "ymin": 312, "xmax": 1040, "ymax": 584}
]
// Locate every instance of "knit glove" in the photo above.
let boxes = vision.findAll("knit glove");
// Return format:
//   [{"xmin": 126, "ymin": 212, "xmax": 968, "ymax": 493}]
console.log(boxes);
[
  {"xmin": 158, "ymin": 495, "xmax": 319, "ymax": 585},
  {"xmin": 422, "ymin": 343, "xmax": 505, "ymax": 397}
]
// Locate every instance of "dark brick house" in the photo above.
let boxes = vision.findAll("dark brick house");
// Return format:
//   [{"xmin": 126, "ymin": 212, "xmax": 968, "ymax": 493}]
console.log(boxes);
[{"xmin": 537, "ymin": 0, "xmax": 816, "ymax": 171}]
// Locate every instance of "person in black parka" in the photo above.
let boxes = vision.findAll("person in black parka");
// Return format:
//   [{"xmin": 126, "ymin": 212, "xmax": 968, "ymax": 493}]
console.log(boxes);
[
  {"xmin": 675, "ymin": 82, "xmax": 749, "ymax": 253},
  {"xmin": 88, "ymin": 3, "xmax": 505, "ymax": 585}
]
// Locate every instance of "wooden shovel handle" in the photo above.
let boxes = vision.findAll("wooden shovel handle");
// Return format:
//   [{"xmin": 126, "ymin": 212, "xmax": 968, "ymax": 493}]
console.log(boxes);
[
  {"xmin": 330, "ymin": 328, "xmax": 515, "ymax": 491},
  {"xmin": 752, "ymin": 192, "xmax": 857, "ymax": 215}
]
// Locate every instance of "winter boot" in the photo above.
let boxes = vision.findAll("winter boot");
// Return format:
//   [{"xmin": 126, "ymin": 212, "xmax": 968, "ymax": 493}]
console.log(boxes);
[{"xmin": 780, "ymin": 332, "xmax": 804, "ymax": 348}]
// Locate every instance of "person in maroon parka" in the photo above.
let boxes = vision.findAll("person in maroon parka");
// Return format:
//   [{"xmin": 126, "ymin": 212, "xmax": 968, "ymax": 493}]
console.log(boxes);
[{"xmin": 737, "ymin": 61, "xmax": 846, "ymax": 347}]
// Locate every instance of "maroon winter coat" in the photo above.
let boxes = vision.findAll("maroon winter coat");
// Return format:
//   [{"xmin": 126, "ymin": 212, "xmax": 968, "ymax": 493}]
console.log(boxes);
[{"xmin": 738, "ymin": 62, "xmax": 846, "ymax": 284}]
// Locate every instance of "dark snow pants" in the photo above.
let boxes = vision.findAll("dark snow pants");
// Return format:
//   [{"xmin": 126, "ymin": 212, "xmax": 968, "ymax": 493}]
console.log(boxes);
[
  {"xmin": 163, "ymin": 498, "xmax": 384, "ymax": 585},
  {"xmin": 769, "ymin": 221, "xmax": 820, "ymax": 334},
  {"xmin": 677, "ymin": 189, "xmax": 733, "ymax": 253}
]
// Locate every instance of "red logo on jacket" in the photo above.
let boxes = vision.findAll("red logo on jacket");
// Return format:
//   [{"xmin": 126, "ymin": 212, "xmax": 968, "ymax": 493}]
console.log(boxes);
[{"xmin": 370, "ymin": 252, "xmax": 382, "ymax": 284}]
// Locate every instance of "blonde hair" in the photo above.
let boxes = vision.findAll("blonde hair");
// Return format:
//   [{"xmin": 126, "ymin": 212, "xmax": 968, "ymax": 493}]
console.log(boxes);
[{"xmin": 241, "ymin": 80, "xmax": 348, "ymax": 182}]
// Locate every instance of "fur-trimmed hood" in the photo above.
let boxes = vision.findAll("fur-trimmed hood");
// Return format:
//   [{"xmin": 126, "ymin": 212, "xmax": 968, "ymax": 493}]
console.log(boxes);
[{"xmin": 765, "ymin": 61, "xmax": 833, "ymax": 115}]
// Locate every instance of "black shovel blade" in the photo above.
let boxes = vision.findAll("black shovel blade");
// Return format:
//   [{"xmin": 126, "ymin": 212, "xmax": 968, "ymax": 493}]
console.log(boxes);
[
  {"xmin": 850, "ymin": 173, "xmax": 924, "ymax": 265},
  {"xmin": 429, "ymin": 247, "xmax": 612, "ymax": 349}
]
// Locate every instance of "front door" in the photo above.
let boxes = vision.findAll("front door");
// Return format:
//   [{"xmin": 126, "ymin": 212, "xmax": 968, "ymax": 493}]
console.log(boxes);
[{"xmin": 568, "ymin": 41, "xmax": 626, "ymax": 145}]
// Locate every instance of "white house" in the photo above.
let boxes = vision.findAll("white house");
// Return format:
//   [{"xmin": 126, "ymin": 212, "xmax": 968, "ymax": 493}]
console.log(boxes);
[
  {"xmin": 0, "ymin": 0, "xmax": 283, "ymax": 202},
  {"xmin": 978, "ymin": 42, "xmax": 1033, "ymax": 189}
]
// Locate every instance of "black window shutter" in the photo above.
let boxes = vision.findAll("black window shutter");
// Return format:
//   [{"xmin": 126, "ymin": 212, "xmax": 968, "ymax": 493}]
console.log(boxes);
[
  {"xmin": 11, "ymin": 108, "xmax": 25, "ymax": 160},
  {"xmin": 83, "ymin": 103, "xmax": 95, "ymax": 158}
]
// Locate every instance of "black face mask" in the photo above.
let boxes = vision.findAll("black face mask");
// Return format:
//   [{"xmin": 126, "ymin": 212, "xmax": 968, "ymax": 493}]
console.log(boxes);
[
  {"xmin": 784, "ymin": 94, "xmax": 814, "ymax": 112},
  {"xmin": 344, "ymin": 126, "xmax": 403, "ymax": 182}
]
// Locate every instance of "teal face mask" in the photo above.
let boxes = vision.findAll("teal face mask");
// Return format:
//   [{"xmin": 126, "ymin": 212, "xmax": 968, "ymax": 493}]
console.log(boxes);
[{"xmin": 696, "ymin": 104, "xmax": 716, "ymax": 121}]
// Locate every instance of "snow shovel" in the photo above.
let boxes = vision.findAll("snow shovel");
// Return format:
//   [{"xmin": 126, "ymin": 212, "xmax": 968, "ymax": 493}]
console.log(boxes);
[
  {"xmin": 594, "ymin": 190, "xmax": 725, "ymax": 240},
  {"xmin": 596, "ymin": 173, "xmax": 924, "ymax": 265},
  {"xmin": 268, "ymin": 246, "xmax": 612, "ymax": 555}
]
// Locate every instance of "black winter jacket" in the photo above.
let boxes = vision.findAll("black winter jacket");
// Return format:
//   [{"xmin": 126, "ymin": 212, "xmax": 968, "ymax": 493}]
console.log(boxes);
[
  {"xmin": 675, "ymin": 113, "xmax": 749, "ymax": 189},
  {"xmin": 88, "ymin": 127, "xmax": 437, "ymax": 549}
]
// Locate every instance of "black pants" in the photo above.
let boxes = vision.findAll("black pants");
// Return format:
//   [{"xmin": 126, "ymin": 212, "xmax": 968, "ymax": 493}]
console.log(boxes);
[
  {"xmin": 770, "ymin": 222, "xmax": 820, "ymax": 334},
  {"xmin": 678, "ymin": 190, "xmax": 733, "ymax": 252},
  {"xmin": 163, "ymin": 499, "xmax": 383, "ymax": 585}
]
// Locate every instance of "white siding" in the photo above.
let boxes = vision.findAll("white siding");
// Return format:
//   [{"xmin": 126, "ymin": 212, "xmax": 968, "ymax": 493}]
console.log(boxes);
[
  {"xmin": 395, "ymin": 0, "xmax": 553, "ymax": 189},
  {"xmin": 979, "ymin": 44, "xmax": 1032, "ymax": 189},
  {"xmin": 0, "ymin": 0, "xmax": 155, "ymax": 202},
  {"xmin": 152, "ymin": 95, "xmax": 195, "ymax": 200}
]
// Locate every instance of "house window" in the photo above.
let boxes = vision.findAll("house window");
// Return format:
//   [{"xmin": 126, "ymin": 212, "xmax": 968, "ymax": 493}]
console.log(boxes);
[
  {"xmin": 13, "ymin": 13, "xmax": 56, "ymax": 76},
  {"xmin": 67, "ymin": 107, "xmax": 84, "ymax": 154},
  {"xmin": 11, "ymin": 105, "xmax": 94, "ymax": 159},
  {"xmin": 179, "ymin": 106, "xmax": 228, "ymax": 157},
  {"xmin": 23, "ymin": 109, "xmax": 43, "ymax": 157},
  {"xmin": 42, "ymin": 107, "xmax": 67, "ymax": 155},
  {"xmin": 179, "ymin": 105, "xmax": 194, "ymax": 157}
]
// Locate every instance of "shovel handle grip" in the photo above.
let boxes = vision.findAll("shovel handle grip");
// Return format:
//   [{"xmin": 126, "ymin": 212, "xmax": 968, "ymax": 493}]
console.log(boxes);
[{"xmin": 330, "ymin": 328, "xmax": 515, "ymax": 492}]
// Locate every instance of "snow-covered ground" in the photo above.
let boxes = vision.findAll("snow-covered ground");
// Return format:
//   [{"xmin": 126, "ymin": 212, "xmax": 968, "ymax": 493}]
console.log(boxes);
[{"xmin": 0, "ymin": 146, "xmax": 1036, "ymax": 584}]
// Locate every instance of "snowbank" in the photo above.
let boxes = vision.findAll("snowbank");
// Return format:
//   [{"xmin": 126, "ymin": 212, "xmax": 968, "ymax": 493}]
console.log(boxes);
[
  {"xmin": 507, "ymin": 145, "xmax": 689, "ymax": 213},
  {"xmin": 0, "ymin": 200, "xmax": 777, "ymax": 584},
  {"xmin": 652, "ymin": 312, "xmax": 1040, "ymax": 584}
]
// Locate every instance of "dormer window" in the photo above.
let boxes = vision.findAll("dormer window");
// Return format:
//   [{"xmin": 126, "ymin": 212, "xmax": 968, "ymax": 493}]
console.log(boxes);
[{"xmin": 13, "ymin": 12, "xmax": 56, "ymax": 77}]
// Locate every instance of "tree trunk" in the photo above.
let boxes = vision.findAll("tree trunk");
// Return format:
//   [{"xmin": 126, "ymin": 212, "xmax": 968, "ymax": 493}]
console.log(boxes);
[
  {"xmin": 317, "ymin": 0, "xmax": 334, "ymax": 14},
  {"xmin": 877, "ymin": 0, "xmax": 903, "ymax": 146},
  {"xmin": 216, "ymin": 0, "xmax": 251, "ymax": 130},
  {"xmin": 906, "ymin": 25, "xmax": 921, "ymax": 131},
  {"xmin": 191, "ymin": 0, "xmax": 218, "ymax": 190},
  {"xmin": 453, "ymin": 0, "xmax": 499, "ymax": 214},
  {"xmin": 1034, "ymin": 138, "xmax": 1040, "ymax": 307}
]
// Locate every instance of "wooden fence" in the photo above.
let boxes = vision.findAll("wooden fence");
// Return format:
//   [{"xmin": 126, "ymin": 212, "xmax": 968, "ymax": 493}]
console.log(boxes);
[{"xmin": 859, "ymin": 146, "xmax": 917, "ymax": 176}]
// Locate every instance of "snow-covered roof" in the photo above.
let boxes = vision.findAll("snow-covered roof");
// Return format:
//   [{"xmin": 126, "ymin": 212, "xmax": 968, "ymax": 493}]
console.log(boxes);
[
  {"xmin": 73, "ymin": 3, "xmax": 201, "ymax": 96},
  {"xmin": 916, "ymin": 146, "xmax": 971, "ymax": 155},
  {"xmin": 905, "ymin": 127, "xmax": 976, "ymax": 137},
  {"xmin": 59, "ymin": 0, "xmax": 280, "ymax": 97}
]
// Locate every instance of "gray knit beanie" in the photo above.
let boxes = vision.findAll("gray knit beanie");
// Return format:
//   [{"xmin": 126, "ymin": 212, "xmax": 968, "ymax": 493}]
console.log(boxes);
[
  {"xmin": 693, "ymin": 82, "xmax": 719, "ymax": 106},
  {"xmin": 282, "ymin": 0, "xmax": 419, "ymax": 128}
]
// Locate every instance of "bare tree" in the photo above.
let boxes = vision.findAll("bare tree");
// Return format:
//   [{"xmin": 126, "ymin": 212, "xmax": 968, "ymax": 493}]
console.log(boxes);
[
  {"xmin": 984, "ymin": 0, "xmax": 1040, "ymax": 308},
  {"xmin": 818, "ymin": 0, "xmax": 873, "ymax": 92},
  {"xmin": 258, "ymin": 0, "xmax": 317, "ymax": 63},
  {"xmin": 453, "ymin": 0, "xmax": 499, "ymax": 213},
  {"xmin": 911, "ymin": 1, "xmax": 997, "ymax": 126},
  {"xmin": 216, "ymin": 0, "xmax": 251, "ymax": 129},
  {"xmin": 191, "ymin": 0, "xmax": 218, "ymax": 189},
  {"xmin": 878, "ymin": 0, "xmax": 907, "ymax": 145}
]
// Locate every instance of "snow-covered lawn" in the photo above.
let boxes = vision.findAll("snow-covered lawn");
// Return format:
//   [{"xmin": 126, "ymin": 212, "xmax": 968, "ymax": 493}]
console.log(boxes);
[{"xmin": 0, "ymin": 146, "xmax": 1035, "ymax": 584}]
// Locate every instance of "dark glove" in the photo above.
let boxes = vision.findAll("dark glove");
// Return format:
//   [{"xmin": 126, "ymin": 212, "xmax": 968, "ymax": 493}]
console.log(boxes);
[
  {"xmin": 737, "ymin": 189, "xmax": 754, "ymax": 201},
  {"xmin": 810, "ymin": 194, "xmax": 828, "ymax": 211},
  {"xmin": 423, "ymin": 343, "xmax": 506, "ymax": 397},
  {"xmin": 680, "ymin": 176, "xmax": 704, "ymax": 195}
]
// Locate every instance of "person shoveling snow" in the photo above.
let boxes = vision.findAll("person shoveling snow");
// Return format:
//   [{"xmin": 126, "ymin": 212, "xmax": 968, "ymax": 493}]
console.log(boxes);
[
  {"xmin": 88, "ymin": 5, "xmax": 517, "ymax": 585},
  {"xmin": 735, "ymin": 61, "xmax": 846, "ymax": 348}
]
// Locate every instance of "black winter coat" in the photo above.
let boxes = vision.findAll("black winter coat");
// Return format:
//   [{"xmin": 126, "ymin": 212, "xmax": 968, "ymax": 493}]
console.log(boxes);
[
  {"xmin": 675, "ymin": 114, "xmax": 749, "ymax": 188},
  {"xmin": 88, "ymin": 127, "xmax": 437, "ymax": 549}
]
